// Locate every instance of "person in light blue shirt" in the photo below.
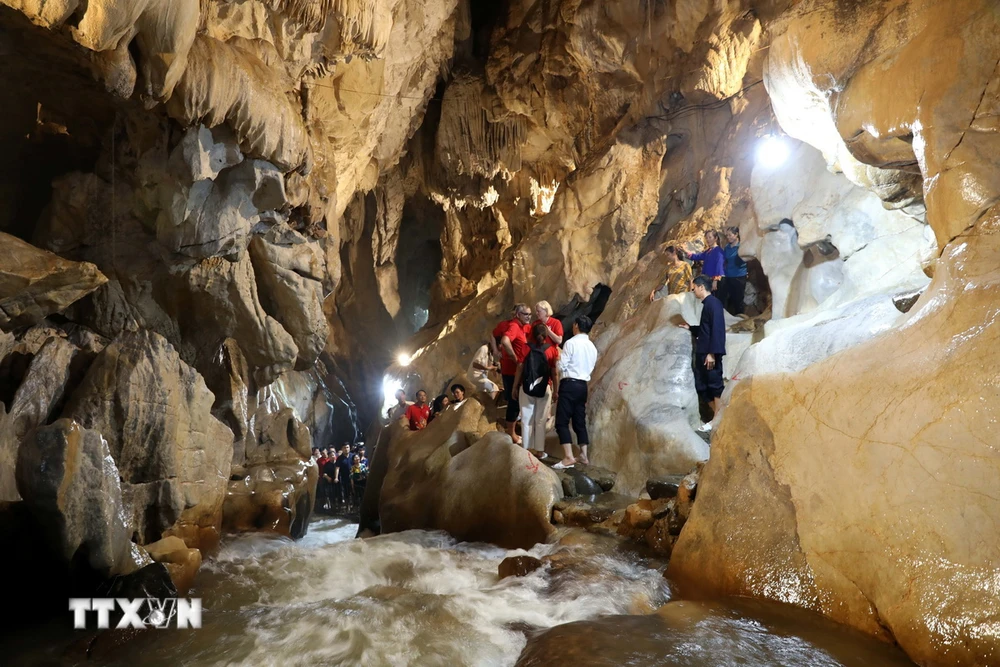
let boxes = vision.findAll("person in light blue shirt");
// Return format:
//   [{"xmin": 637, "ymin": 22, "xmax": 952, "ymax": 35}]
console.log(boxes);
[{"xmin": 719, "ymin": 226, "xmax": 748, "ymax": 315}]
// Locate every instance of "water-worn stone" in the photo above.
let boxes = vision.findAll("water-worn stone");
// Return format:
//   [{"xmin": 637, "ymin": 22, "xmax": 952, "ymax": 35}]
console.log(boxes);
[
  {"xmin": 63, "ymin": 330, "xmax": 233, "ymax": 550},
  {"xmin": 16, "ymin": 419, "xmax": 148, "ymax": 577},
  {"xmin": 574, "ymin": 464, "xmax": 616, "ymax": 492},
  {"xmin": 556, "ymin": 468, "xmax": 602, "ymax": 498},
  {"xmin": 144, "ymin": 536, "xmax": 201, "ymax": 596},
  {"xmin": 552, "ymin": 493, "xmax": 633, "ymax": 529},
  {"xmin": 620, "ymin": 501, "xmax": 655, "ymax": 533},
  {"xmin": 514, "ymin": 599, "xmax": 915, "ymax": 667},
  {"xmin": 646, "ymin": 474, "xmax": 685, "ymax": 500},
  {"xmin": 0, "ymin": 231, "xmax": 107, "ymax": 330},
  {"xmin": 369, "ymin": 397, "xmax": 563, "ymax": 549},
  {"xmin": 498, "ymin": 555, "xmax": 543, "ymax": 580}
]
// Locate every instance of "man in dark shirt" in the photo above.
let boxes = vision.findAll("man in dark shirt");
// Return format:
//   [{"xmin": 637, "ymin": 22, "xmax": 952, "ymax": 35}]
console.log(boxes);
[
  {"xmin": 320, "ymin": 454, "xmax": 338, "ymax": 513},
  {"xmin": 335, "ymin": 444, "xmax": 353, "ymax": 511},
  {"xmin": 682, "ymin": 274, "xmax": 727, "ymax": 432}
]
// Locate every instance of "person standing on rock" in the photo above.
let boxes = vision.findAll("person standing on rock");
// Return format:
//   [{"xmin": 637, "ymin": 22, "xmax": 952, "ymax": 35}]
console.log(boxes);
[
  {"xmin": 531, "ymin": 300, "xmax": 564, "ymax": 346},
  {"xmin": 648, "ymin": 245, "xmax": 693, "ymax": 301},
  {"xmin": 553, "ymin": 316, "xmax": 598, "ymax": 469},
  {"xmin": 406, "ymin": 390, "xmax": 431, "ymax": 431},
  {"xmin": 686, "ymin": 230, "xmax": 724, "ymax": 295},
  {"xmin": 719, "ymin": 226, "xmax": 748, "ymax": 315},
  {"xmin": 513, "ymin": 323, "xmax": 560, "ymax": 453},
  {"xmin": 492, "ymin": 304, "xmax": 532, "ymax": 444},
  {"xmin": 680, "ymin": 274, "xmax": 727, "ymax": 432}
]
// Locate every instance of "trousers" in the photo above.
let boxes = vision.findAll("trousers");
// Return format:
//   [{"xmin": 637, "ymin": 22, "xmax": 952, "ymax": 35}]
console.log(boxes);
[
  {"xmin": 519, "ymin": 385, "xmax": 552, "ymax": 451},
  {"xmin": 503, "ymin": 374, "xmax": 520, "ymax": 422},
  {"xmin": 555, "ymin": 378, "xmax": 589, "ymax": 446}
]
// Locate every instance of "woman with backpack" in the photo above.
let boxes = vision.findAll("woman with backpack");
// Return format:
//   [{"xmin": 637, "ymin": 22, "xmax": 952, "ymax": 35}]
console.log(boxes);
[{"xmin": 511, "ymin": 322, "xmax": 560, "ymax": 452}]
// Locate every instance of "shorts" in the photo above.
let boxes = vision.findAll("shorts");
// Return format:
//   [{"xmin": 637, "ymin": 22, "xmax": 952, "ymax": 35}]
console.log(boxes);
[{"xmin": 693, "ymin": 353, "xmax": 724, "ymax": 400}]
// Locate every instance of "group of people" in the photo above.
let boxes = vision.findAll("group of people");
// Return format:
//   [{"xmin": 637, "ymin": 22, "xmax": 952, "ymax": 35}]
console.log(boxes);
[
  {"xmin": 379, "ymin": 227, "xmax": 744, "ymax": 470},
  {"xmin": 312, "ymin": 443, "xmax": 369, "ymax": 514},
  {"xmin": 387, "ymin": 383, "xmax": 468, "ymax": 430},
  {"xmin": 648, "ymin": 226, "xmax": 747, "ymax": 316},
  {"xmin": 488, "ymin": 301, "xmax": 598, "ymax": 469},
  {"xmin": 648, "ymin": 226, "xmax": 747, "ymax": 432}
]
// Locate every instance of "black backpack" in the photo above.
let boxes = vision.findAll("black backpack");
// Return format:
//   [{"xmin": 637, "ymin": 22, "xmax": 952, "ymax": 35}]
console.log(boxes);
[{"xmin": 522, "ymin": 344, "xmax": 552, "ymax": 398}]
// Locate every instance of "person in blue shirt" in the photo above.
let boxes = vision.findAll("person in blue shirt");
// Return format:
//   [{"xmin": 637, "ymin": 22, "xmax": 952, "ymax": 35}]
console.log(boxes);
[
  {"xmin": 686, "ymin": 230, "xmax": 724, "ymax": 294},
  {"xmin": 680, "ymin": 274, "xmax": 727, "ymax": 432},
  {"xmin": 719, "ymin": 226, "xmax": 748, "ymax": 315}
]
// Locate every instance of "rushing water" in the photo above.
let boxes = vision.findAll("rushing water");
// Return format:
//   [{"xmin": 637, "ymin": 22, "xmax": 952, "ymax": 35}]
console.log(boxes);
[{"xmin": 7, "ymin": 517, "xmax": 915, "ymax": 666}]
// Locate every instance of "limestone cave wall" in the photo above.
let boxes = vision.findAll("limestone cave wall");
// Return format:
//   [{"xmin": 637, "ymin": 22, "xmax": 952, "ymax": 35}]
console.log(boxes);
[{"xmin": 1, "ymin": 1, "xmax": 998, "ymax": 663}]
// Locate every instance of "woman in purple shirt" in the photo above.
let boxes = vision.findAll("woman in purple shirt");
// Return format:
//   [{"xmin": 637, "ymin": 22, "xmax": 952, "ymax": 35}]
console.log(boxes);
[{"xmin": 687, "ymin": 230, "xmax": 725, "ymax": 293}]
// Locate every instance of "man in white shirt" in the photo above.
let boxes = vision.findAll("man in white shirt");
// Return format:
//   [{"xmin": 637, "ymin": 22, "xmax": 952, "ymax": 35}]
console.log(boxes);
[{"xmin": 552, "ymin": 316, "xmax": 598, "ymax": 469}]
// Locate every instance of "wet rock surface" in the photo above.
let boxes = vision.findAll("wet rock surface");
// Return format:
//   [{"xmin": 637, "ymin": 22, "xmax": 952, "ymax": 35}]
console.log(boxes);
[
  {"xmin": 498, "ymin": 555, "xmax": 543, "ymax": 580},
  {"xmin": 16, "ymin": 419, "xmax": 148, "ymax": 577},
  {"xmin": 646, "ymin": 474, "xmax": 685, "ymax": 500},
  {"xmin": 367, "ymin": 398, "xmax": 563, "ymax": 549},
  {"xmin": 515, "ymin": 599, "xmax": 915, "ymax": 667}
]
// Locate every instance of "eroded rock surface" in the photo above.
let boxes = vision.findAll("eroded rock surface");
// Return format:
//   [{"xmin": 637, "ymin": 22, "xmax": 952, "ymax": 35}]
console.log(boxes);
[
  {"xmin": 368, "ymin": 398, "xmax": 562, "ymax": 549},
  {"xmin": 63, "ymin": 330, "xmax": 233, "ymax": 549},
  {"xmin": 16, "ymin": 419, "xmax": 149, "ymax": 577},
  {"xmin": 0, "ymin": 232, "xmax": 107, "ymax": 329},
  {"xmin": 671, "ymin": 2, "xmax": 1000, "ymax": 665}
]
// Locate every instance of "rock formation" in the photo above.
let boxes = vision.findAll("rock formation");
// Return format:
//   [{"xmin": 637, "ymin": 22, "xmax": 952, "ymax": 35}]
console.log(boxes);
[
  {"xmin": 0, "ymin": 231, "xmax": 106, "ymax": 328},
  {"xmin": 1, "ymin": 1, "xmax": 999, "ymax": 662},
  {"xmin": 16, "ymin": 419, "xmax": 149, "ymax": 577},
  {"xmin": 364, "ymin": 397, "xmax": 562, "ymax": 549},
  {"xmin": 668, "ymin": 3, "xmax": 1000, "ymax": 666},
  {"xmin": 62, "ymin": 330, "xmax": 233, "ymax": 550}
]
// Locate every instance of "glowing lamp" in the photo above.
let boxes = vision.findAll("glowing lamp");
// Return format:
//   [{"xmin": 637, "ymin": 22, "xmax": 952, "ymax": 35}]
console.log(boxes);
[
  {"xmin": 756, "ymin": 135, "xmax": 790, "ymax": 169},
  {"xmin": 397, "ymin": 352, "xmax": 411, "ymax": 367}
]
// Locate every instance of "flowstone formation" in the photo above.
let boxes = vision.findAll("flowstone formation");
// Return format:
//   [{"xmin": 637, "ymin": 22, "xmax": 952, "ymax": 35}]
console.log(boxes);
[
  {"xmin": 670, "ymin": 2, "xmax": 1000, "ymax": 666},
  {"xmin": 0, "ymin": 1, "xmax": 997, "ymax": 663}
]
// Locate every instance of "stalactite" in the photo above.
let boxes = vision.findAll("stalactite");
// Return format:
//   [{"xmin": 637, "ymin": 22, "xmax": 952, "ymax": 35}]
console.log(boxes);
[
  {"xmin": 436, "ymin": 75, "xmax": 527, "ymax": 180},
  {"xmin": 266, "ymin": 0, "xmax": 390, "ymax": 56}
]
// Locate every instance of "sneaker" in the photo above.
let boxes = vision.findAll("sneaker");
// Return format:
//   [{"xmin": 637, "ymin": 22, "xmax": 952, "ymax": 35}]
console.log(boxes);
[{"xmin": 696, "ymin": 422, "xmax": 713, "ymax": 433}]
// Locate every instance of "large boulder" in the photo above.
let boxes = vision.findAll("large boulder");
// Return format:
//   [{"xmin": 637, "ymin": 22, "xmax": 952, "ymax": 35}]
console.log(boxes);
[
  {"xmin": 588, "ymin": 294, "xmax": 709, "ymax": 495},
  {"xmin": 371, "ymin": 398, "xmax": 562, "ymax": 549},
  {"xmin": 63, "ymin": 330, "xmax": 233, "ymax": 550},
  {"xmin": 0, "ymin": 331, "xmax": 80, "ymax": 500},
  {"xmin": 0, "ymin": 231, "xmax": 107, "ymax": 330},
  {"xmin": 16, "ymin": 419, "xmax": 149, "ymax": 577}
]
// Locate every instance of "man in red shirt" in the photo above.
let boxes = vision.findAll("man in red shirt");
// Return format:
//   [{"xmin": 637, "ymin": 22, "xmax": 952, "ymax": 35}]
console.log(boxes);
[
  {"xmin": 531, "ymin": 300, "xmax": 564, "ymax": 346},
  {"xmin": 406, "ymin": 390, "xmax": 431, "ymax": 431},
  {"xmin": 491, "ymin": 304, "xmax": 532, "ymax": 443}
]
